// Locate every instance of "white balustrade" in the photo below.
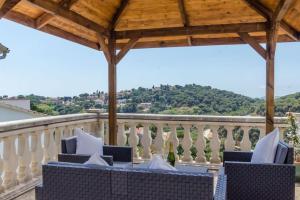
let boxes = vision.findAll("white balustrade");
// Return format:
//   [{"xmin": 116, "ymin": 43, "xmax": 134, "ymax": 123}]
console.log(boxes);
[{"xmin": 0, "ymin": 112, "xmax": 289, "ymax": 194}]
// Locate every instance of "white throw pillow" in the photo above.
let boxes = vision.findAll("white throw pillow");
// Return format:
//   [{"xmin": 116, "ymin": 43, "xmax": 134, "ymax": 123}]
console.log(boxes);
[
  {"xmin": 75, "ymin": 128, "xmax": 103, "ymax": 156},
  {"xmin": 84, "ymin": 153, "xmax": 109, "ymax": 166},
  {"xmin": 147, "ymin": 154, "xmax": 177, "ymax": 171},
  {"xmin": 251, "ymin": 128, "xmax": 280, "ymax": 163}
]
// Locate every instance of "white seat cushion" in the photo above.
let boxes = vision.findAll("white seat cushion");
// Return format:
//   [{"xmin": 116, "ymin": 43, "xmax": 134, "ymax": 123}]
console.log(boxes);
[
  {"xmin": 251, "ymin": 128, "xmax": 280, "ymax": 163},
  {"xmin": 84, "ymin": 153, "xmax": 109, "ymax": 166},
  {"xmin": 75, "ymin": 128, "xmax": 103, "ymax": 156}
]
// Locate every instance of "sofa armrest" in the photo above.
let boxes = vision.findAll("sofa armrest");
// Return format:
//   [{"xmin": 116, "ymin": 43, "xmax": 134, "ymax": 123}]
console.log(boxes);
[
  {"xmin": 223, "ymin": 151, "xmax": 252, "ymax": 165},
  {"xmin": 58, "ymin": 154, "xmax": 113, "ymax": 166},
  {"xmin": 103, "ymin": 146, "xmax": 132, "ymax": 162},
  {"xmin": 214, "ymin": 175, "xmax": 227, "ymax": 200},
  {"xmin": 224, "ymin": 161, "xmax": 295, "ymax": 200}
]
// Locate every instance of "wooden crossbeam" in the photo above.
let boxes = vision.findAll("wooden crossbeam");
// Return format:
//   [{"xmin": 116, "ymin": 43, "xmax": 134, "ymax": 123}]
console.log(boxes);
[
  {"xmin": 243, "ymin": 0, "xmax": 298, "ymax": 40},
  {"xmin": 109, "ymin": 0, "xmax": 129, "ymax": 31},
  {"xmin": 96, "ymin": 33, "xmax": 111, "ymax": 63},
  {"xmin": 0, "ymin": 0, "xmax": 21, "ymax": 19},
  {"xmin": 273, "ymin": 0, "xmax": 295, "ymax": 22},
  {"xmin": 59, "ymin": 0, "xmax": 79, "ymax": 9},
  {"xmin": 116, "ymin": 37, "xmax": 139, "ymax": 63},
  {"xmin": 36, "ymin": 13, "xmax": 55, "ymax": 29},
  {"xmin": 27, "ymin": 0, "xmax": 109, "ymax": 36},
  {"xmin": 115, "ymin": 22, "xmax": 266, "ymax": 39},
  {"xmin": 238, "ymin": 32, "xmax": 266, "ymax": 59}
]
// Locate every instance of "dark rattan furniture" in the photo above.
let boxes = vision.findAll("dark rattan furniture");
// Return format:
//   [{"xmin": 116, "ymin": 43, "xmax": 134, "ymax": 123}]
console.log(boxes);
[
  {"xmin": 36, "ymin": 162, "xmax": 227, "ymax": 200},
  {"xmin": 223, "ymin": 141, "xmax": 295, "ymax": 200},
  {"xmin": 58, "ymin": 137, "xmax": 133, "ymax": 167}
]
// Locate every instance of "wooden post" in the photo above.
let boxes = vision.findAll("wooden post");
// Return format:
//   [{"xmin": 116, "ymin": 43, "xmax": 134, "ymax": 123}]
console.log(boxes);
[
  {"xmin": 108, "ymin": 33, "xmax": 117, "ymax": 145},
  {"xmin": 265, "ymin": 22, "xmax": 279, "ymax": 133}
]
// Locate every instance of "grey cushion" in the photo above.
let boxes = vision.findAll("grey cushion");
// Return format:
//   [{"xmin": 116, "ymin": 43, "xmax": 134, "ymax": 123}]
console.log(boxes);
[
  {"xmin": 65, "ymin": 137, "xmax": 77, "ymax": 154},
  {"xmin": 274, "ymin": 142, "xmax": 288, "ymax": 164}
]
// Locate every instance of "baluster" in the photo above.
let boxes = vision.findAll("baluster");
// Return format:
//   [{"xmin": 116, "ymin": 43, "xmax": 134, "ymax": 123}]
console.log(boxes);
[
  {"xmin": 117, "ymin": 122, "xmax": 126, "ymax": 146},
  {"xmin": 31, "ymin": 131, "xmax": 43, "ymax": 177},
  {"xmin": 0, "ymin": 139, "xmax": 5, "ymax": 193},
  {"xmin": 259, "ymin": 127, "xmax": 265, "ymax": 139},
  {"xmin": 141, "ymin": 123, "xmax": 152, "ymax": 159},
  {"xmin": 154, "ymin": 123, "xmax": 164, "ymax": 155},
  {"xmin": 54, "ymin": 127, "xmax": 63, "ymax": 159},
  {"xmin": 224, "ymin": 126, "xmax": 235, "ymax": 151},
  {"xmin": 96, "ymin": 120, "xmax": 105, "ymax": 139},
  {"xmin": 240, "ymin": 127, "xmax": 252, "ymax": 151},
  {"xmin": 17, "ymin": 133, "xmax": 32, "ymax": 183},
  {"xmin": 43, "ymin": 129, "xmax": 56, "ymax": 164},
  {"xmin": 3, "ymin": 136, "xmax": 18, "ymax": 189},
  {"xmin": 279, "ymin": 127, "xmax": 285, "ymax": 140},
  {"xmin": 168, "ymin": 124, "xmax": 179, "ymax": 161},
  {"xmin": 195, "ymin": 125, "xmax": 207, "ymax": 163},
  {"xmin": 104, "ymin": 122, "xmax": 109, "ymax": 145},
  {"xmin": 210, "ymin": 126, "xmax": 221, "ymax": 164},
  {"xmin": 182, "ymin": 124, "xmax": 193, "ymax": 162},
  {"xmin": 128, "ymin": 122, "xmax": 139, "ymax": 158}
]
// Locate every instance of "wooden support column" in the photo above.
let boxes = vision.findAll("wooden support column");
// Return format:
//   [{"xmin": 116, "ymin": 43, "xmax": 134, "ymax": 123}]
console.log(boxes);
[{"xmin": 265, "ymin": 22, "xmax": 279, "ymax": 133}]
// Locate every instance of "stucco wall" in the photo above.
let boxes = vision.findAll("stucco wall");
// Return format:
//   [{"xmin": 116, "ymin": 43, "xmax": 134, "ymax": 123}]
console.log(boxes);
[{"xmin": 0, "ymin": 107, "xmax": 36, "ymax": 122}]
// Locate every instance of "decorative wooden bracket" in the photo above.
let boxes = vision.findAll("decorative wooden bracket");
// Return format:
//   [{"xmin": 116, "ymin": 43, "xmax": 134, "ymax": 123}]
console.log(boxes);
[{"xmin": 238, "ymin": 32, "xmax": 266, "ymax": 60}]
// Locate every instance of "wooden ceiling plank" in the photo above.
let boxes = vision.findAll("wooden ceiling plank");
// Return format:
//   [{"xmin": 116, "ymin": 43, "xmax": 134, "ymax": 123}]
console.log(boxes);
[
  {"xmin": 59, "ymin": 0, "xmax": 79, "ymax": 10},
  {"xmin": 5, "ymin": 10, "xmax": 99, "ymax": 50},
  {"xmin": 273, "ymin": 0, "xmax": 295, "ymax": 22},
  {"xmin": 0, "ymin": 0, "xmax": 22, "ymax": 19},
  {"xmin": 115, "ymin": 22, "xmax": 266, "ymax": 40},
  {"xmin": 96, "ymin": 33, "xmax": 111, "ymax": 62},
  {"xmin": 238, "ymin": 32, "xmax": 266, "ymax": 59},
  {"xmin": 109, "ymin": 0, "xmax": 129, "ymax": 31},
  {"xmin": 27, "ymin": 0, "xmax": 109, "ymax": 36},
  {"xmin": 36, "ymin": 13, "xmax": 55, "ymax": 29},
  {"xmin": 242, "ymin": 0, "xmax": 298, "ymax": 41},
  {"xmin": 116, "ymin": 37, "xmax": 139, "ymax": 63}
]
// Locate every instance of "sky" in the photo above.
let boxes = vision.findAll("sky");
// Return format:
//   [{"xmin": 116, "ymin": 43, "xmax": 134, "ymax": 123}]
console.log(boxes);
[{"xmin": 0, "ymin": 19, "xmax": 300, "ymax": 98}]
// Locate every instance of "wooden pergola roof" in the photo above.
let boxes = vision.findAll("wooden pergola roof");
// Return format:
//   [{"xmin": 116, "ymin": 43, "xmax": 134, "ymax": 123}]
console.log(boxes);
[{"xmin": 1, "ymin": 0, "xmax": 299, "ymax": 144}]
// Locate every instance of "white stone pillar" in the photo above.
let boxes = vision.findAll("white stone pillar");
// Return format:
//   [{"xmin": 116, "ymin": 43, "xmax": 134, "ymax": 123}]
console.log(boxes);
[
  {"xmin": 224, "ymin": 126, "xmax": 235, "ymax": 151},
  {"xmin": 210, "ymin": 126, "xmax": 221, "ymax": 164},
  {"xmin": 17, "ymin": 133, "xmax": 32, "ymax": 183},
  {"xmin": 240, "ymin": 127, "xmax": 252, "ymax": 151},
  {"xmin": 195, "ymin": 125, "xmax": 207, "ymax": 163},
  {"xmin": 117, "ymin": 122, "xmax": 126, "ymax": 146},
  {"xmin": 128, "ymin": 122, "xmax": 139, "ymax": 158},
  {"xmin": 141, "ymin": 123, "xmax": 152, "ymax": 159},
  {"xmin": 168, "ymin": 124, "xmax": 179, "ymax": 161},
  {"xmin": 30, "ymin": 131, "xmax": 43, "ymax": 177},
  {"xmin": 43, "ymin": 129, "xmax": 56, "ymax": 164},
  {"xmin": 154, "ymin": 123, "xmax": 165, "ymax": 155},
  {"xmin": 182, "ymin": 124, "xmax": 193, "ymax": 162}
]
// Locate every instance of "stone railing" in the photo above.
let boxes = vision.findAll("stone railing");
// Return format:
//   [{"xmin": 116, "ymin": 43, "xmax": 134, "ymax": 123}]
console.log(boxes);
[{"xmin": 0, "ymin": 112, "xmax": 288, "ymax": 194}]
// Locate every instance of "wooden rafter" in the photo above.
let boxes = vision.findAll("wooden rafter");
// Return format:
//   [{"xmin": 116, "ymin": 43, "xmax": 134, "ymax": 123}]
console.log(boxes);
[
  {"xmin": 5, "ymin": 11, "xmax": 99, "ymax": 50},
  {"xmin": 177, "ymin": 0, "xmax": 193, "ymax": 46},
  {"xmin": 242, "ymin": 0, "xmax": 298, "ymax": 40},
  {"xmin": 96, "ymin": 33, "xmax": 111, "ymax": 62},
  {"xmin": 238, "ymin": 32, "xmax": 266, "ymax": 59},
  {"xmin": 116, "ymin": 37, "xmax": 139, "ymax": 64},
  {"xmin": 36, "ymin": 13, "xmax": 55, "ymax": 29},
  {"xmin": 116, "ymin": 22, "xmax": 266, "ymax": 39},
  {"xmin": 109, "ymin": 0, "xmax": 129, "ymax": 31},
  {"xmin": 27, "ymin": 0, "xmax": 109, "ymax": 36},
  {"xmin": 273, "ymin": 0, "xmax": 295, "ymax": 22},
  {"xmin": 0, "ymin": 0, "xmax": 21, "ymax": 19},
  {"xmin": 59, "ymin": 0, "xmax": 79, "ymax": 10}
]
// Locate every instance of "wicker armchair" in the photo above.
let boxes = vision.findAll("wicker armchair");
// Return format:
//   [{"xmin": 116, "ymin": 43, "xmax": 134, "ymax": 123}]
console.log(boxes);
[
  {"xmin": 58, "ymin": 137, "xmax": 133, "ymax": 167},
  {"xmin": 223, "ymin": 141, "xmax": 295, "ymax": 200}
]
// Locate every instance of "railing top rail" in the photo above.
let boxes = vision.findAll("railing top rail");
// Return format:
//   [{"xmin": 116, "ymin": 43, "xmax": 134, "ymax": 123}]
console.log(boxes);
[
  {"xmin": 0, "ymin": 113, "xmax": 98, "ymax": 133},
  {"xmin": 95, "ymin": 112, "xmax": 287, "ymax": 125}
]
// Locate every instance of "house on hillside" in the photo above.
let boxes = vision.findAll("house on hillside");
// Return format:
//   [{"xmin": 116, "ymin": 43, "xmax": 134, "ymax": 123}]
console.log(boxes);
[{"xmin": 0, "ymin": 100, "xmax": 45, "ymax": 122}]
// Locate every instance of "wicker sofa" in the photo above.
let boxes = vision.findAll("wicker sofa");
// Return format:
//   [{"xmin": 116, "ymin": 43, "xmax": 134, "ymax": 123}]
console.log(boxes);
[
  {"xmin": 58, "ymin": 137, "xmax": 132, "ymax": 167},
  {"xmin": 36, "ymin": 162, "xmax": 227, "ymax": 200},
  {"xmin": 223, "ymin": 141, "xmax": 295, "ymax": 200}
]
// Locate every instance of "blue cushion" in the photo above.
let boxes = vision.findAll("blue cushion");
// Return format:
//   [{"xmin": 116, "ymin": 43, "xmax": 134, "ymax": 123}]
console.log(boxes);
[{"xmin": 274, "ymin": 142, "xmax": 288, "ymax": 164}]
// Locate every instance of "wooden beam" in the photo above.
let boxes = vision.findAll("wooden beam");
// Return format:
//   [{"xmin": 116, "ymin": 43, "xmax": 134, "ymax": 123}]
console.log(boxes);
[
  {"xmin": 27, "ymin": 0, "xmax": 109, "ymax": 36},
  {"xmin": 243, "ymin": 0, "xmax": 298, "ymax": 40},
  {"xmin": 178, "ymin": 0, "xmax": 189, "ymax": 27},
  {"xmin": 116, "ymin": 22, "xmax": 266, "ymax": 39},
  {"xmin": 265, "ymin": 22, "xmax": 279, "ymax": 133},
  {"xmin": 273, "ymin": 0, "xmax": 295, "ymax": 22},
  {"xmin": 5, "ymin": 11, "xmax": 99, "ymax": 50},
  {"xmin": 35, "ymin": 13, "xmax": 55, "ymax": 29},
  {"xmin": 109, "ymin": 0, "xmax": 129, "ymax": 31},
  {"xmin": 96, "ymin": 33, "xmax": 111, "ymax": 62},
  {"xmin": 238, "ymin": 32, "xmax": 266, "ymax": 59},
  {"xmin": 107, "ymin": 34, "xmax": 117, "ymax": 145},
  {"xmin": 59, "ymin": 0, "xmax": 79, "ymax": 9},
  {"xmin": 0, "ymin": 0, "xmax": 21, "ymax": 19},
  {"xmin": 116, "ymin": 37, "xmax": 139, "ymax": 64}
]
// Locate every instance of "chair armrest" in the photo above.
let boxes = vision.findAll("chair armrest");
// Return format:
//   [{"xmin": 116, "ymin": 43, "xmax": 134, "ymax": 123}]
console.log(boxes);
[
  {"xmin": 214, "ymin": 175, "xmax": 227, "ymax": 200},
  {"xmin": 103, "ymin": 146, "xmax": 132, "ymax": 162},
  {"xmin": 58, "ymin": 154, "xmax": 113, "ymax": 166},
  {"xmin": 224, "ymin": 161, "xmax": 295, "ymax": 200},
  {"xmin": 223, "ymin": 151, "xmax": 252, "ymax": 165}
]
